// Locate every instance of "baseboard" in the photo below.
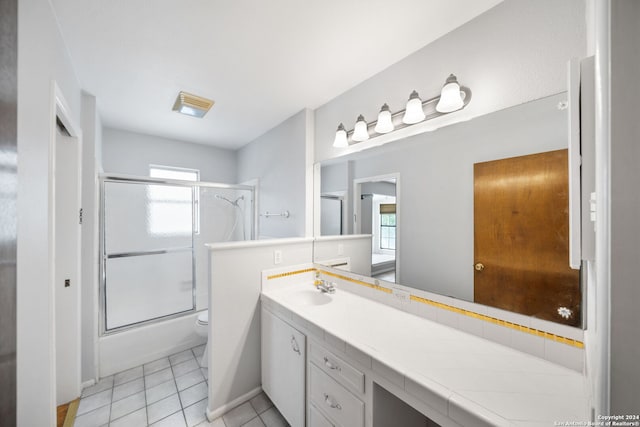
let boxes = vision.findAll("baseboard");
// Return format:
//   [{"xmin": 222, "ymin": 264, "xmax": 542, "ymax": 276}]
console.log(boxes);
[
  {"xmin": 205, "ymin": 386, "xmax": 263, "ymax": 421},
  {"xmin": 81, "ymin": 379, "xmax": 96, "ymax": 390}
]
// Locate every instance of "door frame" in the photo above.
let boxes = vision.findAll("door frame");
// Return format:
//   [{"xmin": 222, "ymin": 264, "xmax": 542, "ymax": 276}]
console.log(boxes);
[
  {"xmin": 49, "ymin": 81, "xmax": 83, "ymax": 404},
  {"xmin": 353, "ymin": 173, "xmax": 401, "ymax": 282}
]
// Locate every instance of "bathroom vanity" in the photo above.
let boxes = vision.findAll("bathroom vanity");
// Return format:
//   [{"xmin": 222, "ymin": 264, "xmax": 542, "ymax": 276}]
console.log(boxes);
[{"xmin": 260, "ymin": 267, "xmax": 589, "ymax": 427}]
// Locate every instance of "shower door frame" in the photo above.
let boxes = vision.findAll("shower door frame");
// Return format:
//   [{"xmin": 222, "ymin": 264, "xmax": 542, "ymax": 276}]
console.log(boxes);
[{"xmin": 99, "ymin": 173, "xmax": 256, "ymax": 335}]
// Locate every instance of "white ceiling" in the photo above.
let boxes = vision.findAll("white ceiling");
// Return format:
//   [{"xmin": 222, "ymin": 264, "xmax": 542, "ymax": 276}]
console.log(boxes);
[{"xmin": 52, "ymin": 0, "xmax": 502, "ymax": 149}]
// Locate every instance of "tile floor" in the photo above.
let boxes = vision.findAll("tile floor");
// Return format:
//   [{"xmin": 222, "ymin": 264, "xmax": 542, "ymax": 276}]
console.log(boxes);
[{"xmin": 75, "ymin": 345, "xmax": 289, "ymax": 427}]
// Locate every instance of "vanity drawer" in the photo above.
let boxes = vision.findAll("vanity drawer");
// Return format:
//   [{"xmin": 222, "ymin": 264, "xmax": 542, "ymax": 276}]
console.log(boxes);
[
  {"xmin": 309, "ymin": 403, "xmax": 335, "ymax": 427},
  {"xmin": 310, "ymin": 342, "xmax": 365, "ymax": 394},
  {"xmin": 309, "ymin": 363, "xmax": 364, "ymax": 427}
]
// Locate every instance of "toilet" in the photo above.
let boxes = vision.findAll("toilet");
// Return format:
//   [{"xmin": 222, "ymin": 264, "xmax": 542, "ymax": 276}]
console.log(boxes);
[{"xmin": 194, "ymin": 310, "xmax": 209, "ymax": 368}]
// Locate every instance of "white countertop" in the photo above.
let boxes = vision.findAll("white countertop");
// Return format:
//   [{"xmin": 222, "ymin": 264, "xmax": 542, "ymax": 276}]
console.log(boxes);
[{"xmin": 261, "ymin": 283, "xmax": 589, "ymax": 427}]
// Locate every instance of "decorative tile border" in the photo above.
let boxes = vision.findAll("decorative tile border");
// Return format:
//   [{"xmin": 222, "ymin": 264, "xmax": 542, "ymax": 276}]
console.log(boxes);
[
  {"xmin": 317, "ymin": 269, "xmax": 584, "ymax": 350},
  {"xmin": 266, "ymin": 267, "xmax": 316, "ymax": 281},
  {"xmin": 320, "ymin": 269, "xmax": 393, "ymax": 294},
  {"xmin": 410, "ymin": 295, "xmax": 584, "ymax": 349}
]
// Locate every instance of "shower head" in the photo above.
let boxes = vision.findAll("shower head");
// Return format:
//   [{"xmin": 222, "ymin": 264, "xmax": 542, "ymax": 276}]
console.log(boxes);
[{"xmin": 215, "ymin": 194, "xmax": 244, "ymax": 207}]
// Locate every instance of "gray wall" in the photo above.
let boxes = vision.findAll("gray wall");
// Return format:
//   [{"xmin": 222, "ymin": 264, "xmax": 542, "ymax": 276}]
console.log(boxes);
[
  {"xmin": 17, "ymin": 0, "xmax": 83, "ymax": 422},
  {"xmin": 321, "ymin": 94, "xmax": 567, "ymax": 301},
  {"xmin": 102, "ymin": 127, "xmax": 237, "ymax": 183},
  {"xmin": 237, "ymin": 110, "xmax": 307, "ymax": 238},
  {"xmin": 314, "ymin": 0, "xmax": 586, "ymax": 162},
  {"xmin": 609, "ymin": 0, "xmax": 640, "ymax": 413},
  {"xmin": 0, "ymin": 0, "xmax": 17, "ymax": 423}
]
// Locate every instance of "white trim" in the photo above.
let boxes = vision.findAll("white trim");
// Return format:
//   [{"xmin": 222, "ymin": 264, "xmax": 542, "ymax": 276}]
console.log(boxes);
[
  {"xmin": 240, "ymin": 178, "xmax": 260, "ymax": 240},
  {"xmin": 313, "ymin": 162, "xmax": 322, "ymax": 237},
  {"xmin": 50, "ymin": 81, "xmax": 84, "ymax": 404},
  {"xmin": 206, "ymin": 386, "xmax": 263, "ymax": 422},
  {"xmin": 353, "ymin": 173, "xmax": 401, "ymax": 282},
  {"xmin": 93, "ymin": 158, "xmax": 101, "ymax": 383},
  {"xmin": 81, "ymin": 379, "xmax": 96, "ymax": 390},
  {"xmin": 304, "ymin": 108, "xmax": 315, "ymax": 238},
  {"xmin": 593, "ymin": 0, "xmax": 611, "ymax": 415},
  {"xmin": 314, "ymin": 234, "xmax": 372, "ymax": 242},
  {"xmin": 567, "ymin": 57, "xmax": 582, "ymax": 270},
  {"xmin": 205, "ymin": 237, "xmax": 314, "ymax": 251}
]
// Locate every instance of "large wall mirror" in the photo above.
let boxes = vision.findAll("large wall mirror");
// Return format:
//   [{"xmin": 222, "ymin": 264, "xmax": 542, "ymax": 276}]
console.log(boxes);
[{"xmin": 315, "ymin": 92, "xmax": 583, "ymax": 328}]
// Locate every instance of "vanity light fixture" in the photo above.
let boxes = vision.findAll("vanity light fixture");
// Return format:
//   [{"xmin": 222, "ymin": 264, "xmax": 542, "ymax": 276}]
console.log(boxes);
[
  {"xmin": 172, "ymin": 91, "xmax": 214, "ymax": 118},
  {"xmin": 352, "ymin": 115, "xmax": 370, "ymax": 142},
  {"xmin": 374, "ymin": 104, "xmax": 395, "ymax": 134},
  {"xmin": 332, "ymin": 123, "xmax": 349, "ymax": 148},
  {"xmin": 331, "ymin": 74, "xmax": 471, "ymax": 148},
  {"xmin": 435, "ymin": 74, "xmax": 464, "ymax": 113},
  {"xmin": 402, "ymin": 91, "xmax": 426, "ymax": 124}
]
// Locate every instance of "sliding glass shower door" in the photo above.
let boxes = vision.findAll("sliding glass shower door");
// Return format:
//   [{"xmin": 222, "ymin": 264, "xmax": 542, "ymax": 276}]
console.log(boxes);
[{"xmin": 102, "ymin": 180, "xmax": 195, "ymax": 332}]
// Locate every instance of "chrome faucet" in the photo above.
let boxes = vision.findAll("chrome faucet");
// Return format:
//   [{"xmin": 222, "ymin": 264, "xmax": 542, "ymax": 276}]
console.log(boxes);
[{"xmin": 317, "ymin": 279, "xmax": 336, "ymax": 294}]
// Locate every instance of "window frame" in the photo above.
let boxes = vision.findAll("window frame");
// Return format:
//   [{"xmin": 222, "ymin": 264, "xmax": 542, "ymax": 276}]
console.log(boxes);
[
  {"xmin": 379, "ymin": 211, "xmax": 396, "ymax": 250},
  {"xmin": 148, "ymin": 165, "xmax": 200, "ymax": 235}
]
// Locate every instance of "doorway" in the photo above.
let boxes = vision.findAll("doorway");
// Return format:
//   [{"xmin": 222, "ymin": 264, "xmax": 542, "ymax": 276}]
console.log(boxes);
[
  {"xmin": 52, "ymin": 91, "xmax": 83, "ymax": 405},
  {"xmin": 354, "ymin": 174, "xmax": 399, "ymax": 283}
]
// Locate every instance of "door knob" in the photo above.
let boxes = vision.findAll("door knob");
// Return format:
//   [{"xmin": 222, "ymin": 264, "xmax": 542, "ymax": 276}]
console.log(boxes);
[{"xmin": 474, "ymin": 263, "xmax": 485, "ymax": 271}]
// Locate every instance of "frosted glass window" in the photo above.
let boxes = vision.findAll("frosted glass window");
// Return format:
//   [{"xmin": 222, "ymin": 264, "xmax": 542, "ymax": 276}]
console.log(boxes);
[{"xmin": 149, "ymin": 166, "xmax": 199, "ymax": 235}]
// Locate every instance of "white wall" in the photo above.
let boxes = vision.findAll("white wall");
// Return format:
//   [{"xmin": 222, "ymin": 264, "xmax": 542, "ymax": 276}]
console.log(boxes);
[
  {"xmin": 609, "ymin": 0, "xmax": 640, "ymax": 413},
  {"xmin": 313, "ymin": 235, "xmax": 372, "ymax": 277},
  {"xmin": 102, "ymin": 127, "xmax": 237, "ymax": 183},
  {"xmin": 79, "ymin": 92, "xmax": 102, "ymax": 383},
  {"xmin": 314, "ymin": 0, "xmax": 586, "ymax": 162},
  {"xmin": 17, "ymin": 0, "xmax": 82, "ymax": 423},
  {"xmin": 206, "ymin": 239, "xmax": 313, "ymax": 417},
  {"xmin": 237, "ymin": 111, "xmax": 307, "ymax": 238}
]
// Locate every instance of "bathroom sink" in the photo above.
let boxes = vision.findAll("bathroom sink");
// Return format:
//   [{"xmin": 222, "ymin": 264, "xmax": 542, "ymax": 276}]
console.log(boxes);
[{"xmin": 283, "ymin": 289, "xmax": 332, "ymax": 307}]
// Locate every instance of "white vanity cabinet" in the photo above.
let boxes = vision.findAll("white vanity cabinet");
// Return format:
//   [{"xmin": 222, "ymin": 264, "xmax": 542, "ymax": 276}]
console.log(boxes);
[
  {"xmin": 309, "ymin": 363, "xmax": 365, "ymax": 427},
  {"xmin": 308, "ymin": 341, "xmax": 366, "ymax": 427},
  {"xmin": 309, "ymin": 403, "xmax": 335, "ymax": 427},
  {"xmin": 261, "ymin": 308, "xmax": 306, "ymax": 427}
]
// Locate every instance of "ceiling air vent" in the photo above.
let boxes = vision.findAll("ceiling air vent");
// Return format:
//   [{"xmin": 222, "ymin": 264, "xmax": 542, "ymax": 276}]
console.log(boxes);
[{"xmin": 172, "ymin": 91, "xmax": 214, "ymax": 118}]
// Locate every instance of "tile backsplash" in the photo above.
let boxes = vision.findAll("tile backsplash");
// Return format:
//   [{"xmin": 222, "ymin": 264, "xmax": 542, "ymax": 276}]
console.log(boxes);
[
  {"xmin": 314, "ymin": 266, "xmax": 585, "ymax": 373},
  {"xmin": 261, "ymin": 263, "xmax": 585, "ymax": 372}
]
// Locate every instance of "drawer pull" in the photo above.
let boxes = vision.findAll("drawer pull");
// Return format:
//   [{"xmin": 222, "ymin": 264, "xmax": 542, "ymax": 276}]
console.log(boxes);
[
  {"xmin": 323, "ymin": 393, "xmax": 342, "ymax": 410},
  {"xmin": 291, "ymin": 336, "xmax": 301, "ymax": 355},
  {"xmin": 323, "ymin": 356, "xmax": 341, "ymax": 371}
]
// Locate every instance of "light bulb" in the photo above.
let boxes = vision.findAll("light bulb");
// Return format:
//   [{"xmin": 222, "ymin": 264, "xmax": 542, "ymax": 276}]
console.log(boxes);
[
  {"xmin": 352, "ymin": 115, "xmax": 369, "ymax": 142},
  {"xmin": 374, "ymin": 104, "xmax": 394, "ymax": 134},
  {"xmin": 332, "ymin": 123, "xmax": 348, "ymax": 148},
  {"xmin": 402, "ymin": 91, "xmax": 425, "ymax": 124},
  {"xmin": 436, "ymin": 74, "xmax": 464, "ymax": 113}
]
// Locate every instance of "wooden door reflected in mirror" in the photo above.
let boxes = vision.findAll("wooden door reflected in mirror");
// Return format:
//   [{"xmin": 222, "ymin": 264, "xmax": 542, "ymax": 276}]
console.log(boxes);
[{"xmin": 474, "ymin": 149, "xmax": 581, "ymax": 326}]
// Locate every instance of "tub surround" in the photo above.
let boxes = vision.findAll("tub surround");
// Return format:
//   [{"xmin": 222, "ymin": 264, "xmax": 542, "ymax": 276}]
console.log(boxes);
[
  {"xmin": 99, "ymin": 312, "xmax": 205, "ymax": 377},
  {"xmin": 261, "ymin": 266, "xmax": 589, "ymax": 426}
]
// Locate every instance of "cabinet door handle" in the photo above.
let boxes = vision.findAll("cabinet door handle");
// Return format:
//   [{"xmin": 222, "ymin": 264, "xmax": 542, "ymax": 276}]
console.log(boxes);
[
  {"xmin": 323, "ymin": 356, "xmax": 341, "ymax": 371},
  {"xmin": 323, "ymin": 393, "xmax": 342, "ymax": 410},
  {"xmin": 290, "ymin": 336, "xmax": 301, "ymax": 355}
]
